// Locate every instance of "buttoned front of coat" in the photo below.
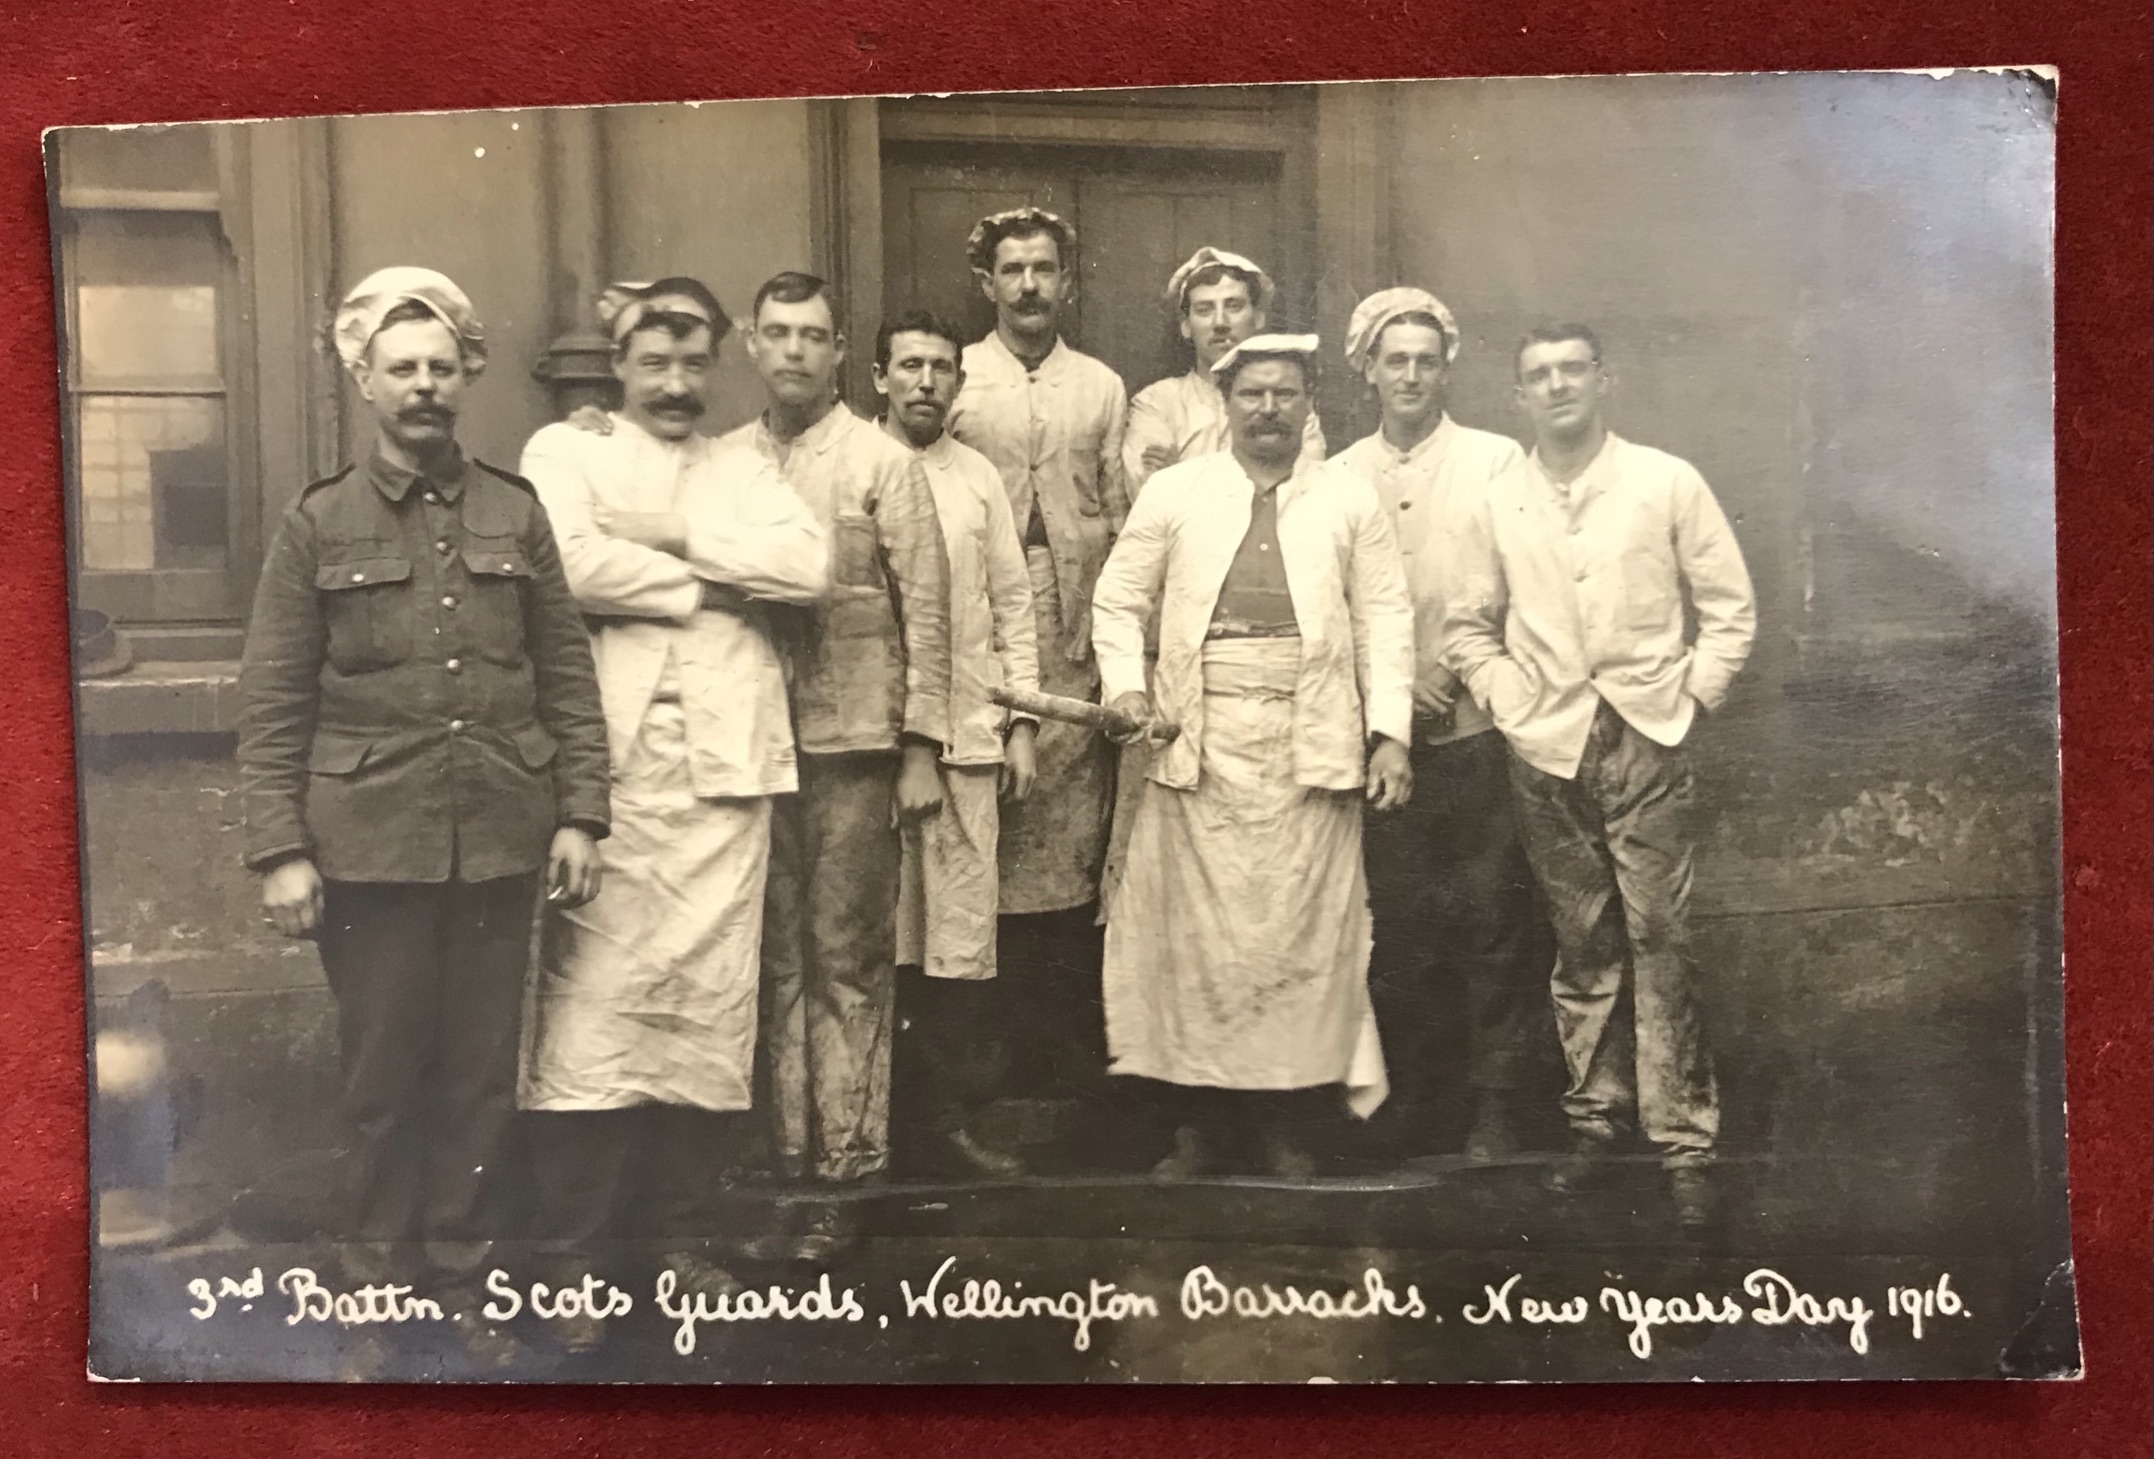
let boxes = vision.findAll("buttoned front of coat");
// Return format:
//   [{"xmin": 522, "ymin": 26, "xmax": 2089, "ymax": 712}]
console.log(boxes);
[
  {"xmin": 718, "ymin": 404, "xmax": 952, "ymax": 755},
  {"xmin": 1091, "ymin": 451, "xmax": 1415, "ymax": 793},
  {"xmin": 913, "ymin": 432, "xmax": 1040, "ymax": 766},
  {"xmin": 237, "ymin": 446, "xmax": 612, "ymax": 882},
  {"xmin": 1441, "ymin": 432, "xmax": 1757, "ymax": 779},
  {"xmin": 948, "ymin": 333, "xmax": 1129, "ymax": 663},
  {"xmin": 1331, "ymin": 416, "xmax": 1525, "ymax": 745}
]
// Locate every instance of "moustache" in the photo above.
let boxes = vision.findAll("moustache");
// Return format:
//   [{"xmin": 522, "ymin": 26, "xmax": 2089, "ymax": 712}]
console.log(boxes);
[
  {"xmin": 399, "ymin": 404, "xmax": 453, "ymax": 425},
  {"xmin": 650, "ymin": 395, "xmax": 706, "ymax": 417},
  {"xmin": 1013, "ymin": 296, "xmax": 1052, "ymax": 314}
]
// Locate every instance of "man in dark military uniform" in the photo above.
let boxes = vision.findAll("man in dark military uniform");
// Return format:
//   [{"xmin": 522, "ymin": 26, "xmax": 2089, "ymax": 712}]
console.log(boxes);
[{"xmin": 236, "ymin": 267, "xmax": 611, "ymax": 1358}]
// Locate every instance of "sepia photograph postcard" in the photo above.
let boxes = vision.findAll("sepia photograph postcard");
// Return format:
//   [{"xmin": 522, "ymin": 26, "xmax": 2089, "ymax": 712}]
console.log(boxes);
[{"xmin": 57, "ymin": 67, "xmax": 2076, "ymax": 1384}]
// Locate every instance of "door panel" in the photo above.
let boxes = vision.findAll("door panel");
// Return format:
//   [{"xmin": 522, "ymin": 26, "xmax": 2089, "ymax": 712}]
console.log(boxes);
[
  {"xmin": 1075, "ymin": 160, "xmax": 1282, "ymax": 391},
  {"xmin": 882, "ymin": 139, "xmax": 1291, "ymax": 396},
  {"xmin": 882, "ymin": 157, "xmax": 1080, "ymax": 357}
]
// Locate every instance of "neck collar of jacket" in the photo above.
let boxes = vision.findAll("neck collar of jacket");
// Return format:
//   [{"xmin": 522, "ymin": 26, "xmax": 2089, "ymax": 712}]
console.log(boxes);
[
  {"xmin": 987, "ymin": 329, "xmax": 1066, "ymax": 378},
  {"xmin": 1382, "ymin": 411, "xmax": 1453, "ymax": 465},
  {"xmin": 368, "ymin": 442, "xmax": 469, "ymax": 503},
  {"xmin": 763, "ymin": 399, "xmax": 853, "ymax": 458},
  {"xmin": 917, "ymin": 429, "xmax": 961, "ymax": 466},
  {"xmin": 1236, "ymin": 448, "xmax": 1315, "ymax": 501},
  {"xmin": 1531, "ymin": 429, "xmax": 1621, "ymax": 500}
]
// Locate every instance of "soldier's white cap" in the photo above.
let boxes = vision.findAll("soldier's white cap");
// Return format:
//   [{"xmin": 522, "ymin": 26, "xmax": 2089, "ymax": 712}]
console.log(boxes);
[{"xmin": 333, "ymin": 266, "xmax": 486, "ymax": 376}]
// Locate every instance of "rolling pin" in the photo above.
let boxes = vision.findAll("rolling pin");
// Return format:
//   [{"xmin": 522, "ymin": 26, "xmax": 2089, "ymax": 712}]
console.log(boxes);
[{"xmin": 991, "ymin": 686, "xmax": 1180, "ymax": 743}]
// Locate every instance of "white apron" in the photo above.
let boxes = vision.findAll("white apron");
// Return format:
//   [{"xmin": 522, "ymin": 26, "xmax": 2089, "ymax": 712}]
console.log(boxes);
[
  {"xmin": 1102, "ymin": 638, "xmax": 1388, "ymax": 1116},
  {"xmin": 521, "ymin": 696, "xmax": 771, "ymax": 1112},
  {"xmin": 897, "ymin": 762, "xmax": 1002, "ymax": 981}
]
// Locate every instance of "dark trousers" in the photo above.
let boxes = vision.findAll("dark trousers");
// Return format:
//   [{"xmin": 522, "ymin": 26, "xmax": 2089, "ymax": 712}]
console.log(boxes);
[
  {"xmin": 894, "ymin": 968, "xmax": 1005, "ymax": 1139},
  {"xmin": 524, "ymin": 1106, "xmax": 746, "ymax": 1266},
  {"xmin": 995, "ymin": 904, "xmax": 1132, "ymax": 1165},
  {"xmin": 763, "ymin": 751, "xmax": 901, "ymax": 1181},
  {"xmin": 1507, "ymin": 701, "xmax": 1717, "ymax": 1165},
  {"xmin": 1145, "ymin": 1080, "xmax": 1341, "ymax": 1160},
  {"xmin": 1364, "ymin": 728, "xmax": 1554, "ymax": 1149},
  {"xmin": 997, "ymin": 904, "xmax": 1108, "ymax": 1097},
  {"xmin": 316, "ymin": 873, "xmax": 537, "ymax": 1277}
]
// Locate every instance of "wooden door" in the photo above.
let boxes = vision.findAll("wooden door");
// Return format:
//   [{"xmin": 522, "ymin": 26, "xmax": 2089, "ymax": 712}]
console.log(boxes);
[
  {"xmin": 882, "ymin": 141, "xmax": 1298, "ymax": 397},
  {"xmin": 881, "ymin": 151, "xmax": 1081, "ymax": 357}
]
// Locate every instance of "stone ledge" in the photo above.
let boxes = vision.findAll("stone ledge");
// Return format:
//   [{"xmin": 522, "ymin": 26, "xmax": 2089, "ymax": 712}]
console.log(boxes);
[
  {"xmin": 92, "ymin": 944, "xmax": 324, "ymax": 1000},
  {"xmin": 79, "ymin": 661, "xmax": 243, "ymax": 738}
]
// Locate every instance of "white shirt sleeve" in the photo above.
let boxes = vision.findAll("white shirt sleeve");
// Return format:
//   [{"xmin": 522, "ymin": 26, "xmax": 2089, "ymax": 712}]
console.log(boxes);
[
  {"xmin": 682, "ymin": 458, "xmax": 831, "ymax": 605},
  {"xmin": 1670, "ymin": 461, "xmax": 1757, "ymax": 711},
  {"xmin": 520, "ymin": 424, "xmax": 701, "ymax": 622},
  {"xmin": 1091, "ymin": 472, "xmax": 1174, "ymax": 704}
]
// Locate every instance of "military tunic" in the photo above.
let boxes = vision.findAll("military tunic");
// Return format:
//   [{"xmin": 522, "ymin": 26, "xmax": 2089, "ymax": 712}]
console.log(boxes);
[
  {"xmin": 239, "ymin": 448, "xmax": 610, "ymax": 879},
  {"xmin": 236, "ymin": 444, "xmax": 610, "ymax": 1264}
]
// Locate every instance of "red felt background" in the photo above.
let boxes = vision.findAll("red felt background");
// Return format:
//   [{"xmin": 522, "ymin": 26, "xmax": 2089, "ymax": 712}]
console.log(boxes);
[{"xmin": 0, "ymin": 0, "xmax": 2144, "ymax": 1453}]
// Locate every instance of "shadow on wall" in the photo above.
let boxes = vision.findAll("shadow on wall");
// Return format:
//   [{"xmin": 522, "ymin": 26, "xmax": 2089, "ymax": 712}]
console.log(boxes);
[
  {"xmin": 1794, "ymin": 71, "xmax": 2056, "ymax": 620},
  {"xmin": 1387, "ymin": 68, "xmax": 2055, "ymax": 649}
]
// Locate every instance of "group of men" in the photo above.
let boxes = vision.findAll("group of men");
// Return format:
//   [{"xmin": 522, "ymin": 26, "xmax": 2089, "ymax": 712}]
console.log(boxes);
[{"xmin": 235, "ymin": 205, "xmax": 1755, "ymax": 1357}]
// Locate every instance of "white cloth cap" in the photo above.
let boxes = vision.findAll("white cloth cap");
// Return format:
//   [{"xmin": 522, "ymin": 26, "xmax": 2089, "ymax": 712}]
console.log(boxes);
[
  {"xmin": 596, "ymin": 280, "xmax": 720, "ymax": 342},
  {"xmin": 1165, "ymin": 246, "xmax": 1276, "ymax": 312},
  {"xmin": 1343, "ymin": 287, "xmax": 1460, "ymax": 368},
  {"xmin": 965, "ymin": 206, "xmax": 1076, "ymax": 271},
  {"xmin": 1209, "ymin": 332, "xmax": 1322, "ymax": 382},
  {"xmin": 333, "ymin": 266, "xmax": 485, "ymax": 376}
]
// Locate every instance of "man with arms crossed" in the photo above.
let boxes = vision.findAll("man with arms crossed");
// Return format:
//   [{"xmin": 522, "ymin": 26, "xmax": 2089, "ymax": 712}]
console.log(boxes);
[
  {"xmin": 1092, "ymin": 335, "xmax": 1414, "ymax": 1178},
  {"xmin": 238, "ymin": 267, "xmax": 608, "ymax": 1366},
  {"xmin": 875, "ymin": 309, "xmax": 1042, "ymax": 1178},
  {"xmin": 1443, "ymin": 323, "xmax": 1755, "ymax": 1228},
  {"xmin": 1332, "ymin": 288, "xmax": 1552, "ymax": 1163},
  {"xmin": 518, "ymin": 279, "xmax": 828, "ymax": 1334}
]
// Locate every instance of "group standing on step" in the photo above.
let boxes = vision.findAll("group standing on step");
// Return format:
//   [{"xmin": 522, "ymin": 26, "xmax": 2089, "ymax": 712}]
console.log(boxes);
[{"xmin": 236, "ymin": 208, "xmax": 1756, "ymax": 1359}]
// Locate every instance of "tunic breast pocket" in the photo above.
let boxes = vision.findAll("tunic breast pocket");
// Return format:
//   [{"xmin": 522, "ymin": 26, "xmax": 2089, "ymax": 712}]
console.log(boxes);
[
  {"xmin": 461, "ymin": 539, "xmax": 534, "ymax": 665},
  {"xmin": 831, "ymin": 512, "xmax": 884, "ymax": 590},
  {"xmin": 315, "ymin": 556, "xmax": 414, "ymax": 672}
]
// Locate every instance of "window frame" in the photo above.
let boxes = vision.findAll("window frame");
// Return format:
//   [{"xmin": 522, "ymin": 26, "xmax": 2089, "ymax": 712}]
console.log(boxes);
[{"xmin": 57, "ymin": 126, "xmax": 262, "ymax": 626}]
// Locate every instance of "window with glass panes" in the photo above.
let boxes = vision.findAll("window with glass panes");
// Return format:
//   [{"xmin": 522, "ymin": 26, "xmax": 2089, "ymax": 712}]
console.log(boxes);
[{"xmin": 57, "ymin": 125, "xmax": 247, "ymax": 623}]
